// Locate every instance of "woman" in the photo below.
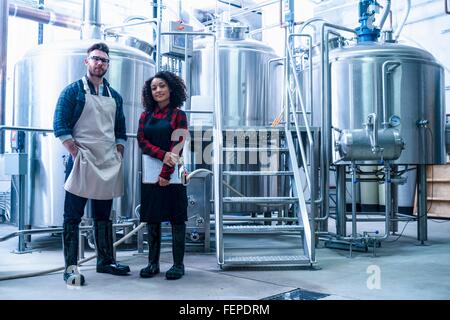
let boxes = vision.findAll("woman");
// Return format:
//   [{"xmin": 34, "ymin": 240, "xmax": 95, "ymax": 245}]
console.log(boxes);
[{"xmin": 137, "ymin": 71, "xmax": 188, "ymax": 280}]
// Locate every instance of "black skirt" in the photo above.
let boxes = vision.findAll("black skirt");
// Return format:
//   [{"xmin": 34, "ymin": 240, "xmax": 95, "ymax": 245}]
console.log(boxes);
[{"xmin": 140, "ymin": 183, "xmax": 188, "ymax": 223}]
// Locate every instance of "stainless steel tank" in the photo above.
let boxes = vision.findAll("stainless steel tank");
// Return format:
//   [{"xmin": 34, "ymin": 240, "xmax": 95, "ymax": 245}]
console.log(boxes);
[
  {"xmin": 329, "ymin": 42, "xmax": 446, "ymax": 165},
  {"xmin": 191, "ymin": 25, "xmax": 282, "ymax": 127},
  {"xmin": 297, "ymin": 37, "xmax": 342, "ymax": 128},
  {"xmin": 190, "ymin": 25, "xmax": 285, "ymax": 213},
  {"xmin": 13, "ymin": 39, "xmax": 155, "ymax": 227}
]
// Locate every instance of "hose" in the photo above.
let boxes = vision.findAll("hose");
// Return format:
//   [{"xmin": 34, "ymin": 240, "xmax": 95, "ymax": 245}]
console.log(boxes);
[
  {"xmin": 0, "ymin": 222, "xmax": 147, "ymax": 281},
  {"xmin": 394, "ymin": 0, "xmax": 411, "ymax": 41},
  {"xmin": 379, "ymin": 0, "xmax": 391, "ymax": 31},
  {"xmin": 183, "ymin": 168, "xmax": 213, "ymax": 185}
]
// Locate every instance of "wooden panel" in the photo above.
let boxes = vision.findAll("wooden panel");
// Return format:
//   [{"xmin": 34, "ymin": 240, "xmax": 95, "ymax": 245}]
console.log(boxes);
[{"xmin": 414, "ymin": 163, "xmax": 450, "ymax": 219}]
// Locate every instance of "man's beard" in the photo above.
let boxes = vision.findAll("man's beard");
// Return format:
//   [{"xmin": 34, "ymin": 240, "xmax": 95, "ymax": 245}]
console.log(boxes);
[{"xmin": 88, "ymin": 66, "xmax": 107, "ymax": 79}]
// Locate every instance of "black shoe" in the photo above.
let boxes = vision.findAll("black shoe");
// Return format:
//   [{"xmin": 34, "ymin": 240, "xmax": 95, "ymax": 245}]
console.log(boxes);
[
  {"xmin": 140, "ymin": 264, "xmax": 160, "ymax": 278},
  {"xmin": 62, "ymin": 223, "xmax": 84, "ymax": 285},
  {"xmin": 93, "ymin": 220, "xmax": 130, "ymax": 276},
  {"xmin": 97, "ymin": 263, "xmax": 130, "ymax": 275},
  {"xmin": 165, "ymin": 264, "xmax": 185, "ymax": 280},
  {"xmin": 64, "ymin": 271, "xmax": 85, "ymax": 286}
]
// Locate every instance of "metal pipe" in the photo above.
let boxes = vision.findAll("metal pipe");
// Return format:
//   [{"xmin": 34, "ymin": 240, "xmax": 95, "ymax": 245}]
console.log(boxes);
[
  {"xmin": 1, "ymin": 227, "xmax": 63, "ymax": 242},
  {"xmin": 156, "ymin": 0, "xmax": 163, "ymax": 71},
  {"xmin": 350, "ymin": 162, "xmax": 357, "ymax": 238},
  {"xmin": 17, "ymin": 174, "xmax": 26, "ymax": 251},
  {"xmin": 0, "ymin": 125, "xmax": 140, "ymax": 139},
  {"xmin": 344, "ymin": 212, "xmax": 410, "ymax": 216},
  {"xmin": 287, "ymin": 34, "xmax": 314, "ymax": 144},
  {"xmin": 308, "ymin": 38, "xmax": 313, "ymax": 129},
  {"xmin": 81, "ymin": 0, "xmax": 101, "ymax": 40},
  {"xmin": 379, "ymin": 0, "xmax": 391, "ymax": 30},
  {"xmin": 344, "ymin": 217, "xmax": 413, "ymax": 222},
  {"xmin": 184, "ymin": 110, "xmax": 214, "ymax": 114},
  {"xmin": 0, "ymin": 222, "xmax": 135, "ymax": 242},
  {"xmin": 391, "ymin": 165, "xmax": 399, "ymax": 233},
  {"xmin": 336, "ymin": 165, "xmax": 347, "ymax": 237},
  {"xmin": 0, "ymin": 125, "xmax": 52, "ymax": 133},
  {"xmin": 364, "ymin": 163, "xmax": 392, "ymax": 241},
  {"xmin": 381, "ymin": 163, "xmax": 392, "ymax": 240},
  {"xmin": 160, "ymin": 31, "xmax": 217, "ymax": 36},
  {"xmin": 177, "ymin": 0, "xmax": 182, "ymax": 20},
  {"xmin": 298, "ymin": 17, "xmax": 327, "ymax": 44},
  {"xmin": 0, "ymin": 0, "xmax": 8, "ymax": 155},
  {"xmin": 229, "ymin": 0, "xmax": 278, "ymax": 19},
  {"xmin": 382, "ymin": 61, "xmax": 401, "ymax": 128},
  {"xmin": 393, "ymin": 0, "xmax": 411, "ymax": 41},
  {"xmin": 25, "ymin": 132, "xmax": 35, "ymax": 250},
  {"xmin": 103, "ymin": 18, "xmax": 158, "ymax": 35},
  {"xmin": 344, "ymin": 177, "xmax": 404, "ymax": 183},
  {"xmin": 367, "ymin": 113, "xmax": 379, "ymax": 152},
  {"xmin": 286, "ymin": 34, "xmax": 313, "ymax": 191},
  {"xmin": 8, "ymin": 1, "xmax": 81, "ymax": 30},
  {"xmin": 320, "ymin": 23, "xmax": 357, "ymax": 225},
  {"xmin": 212, "ymin": 34, "xmax": 223, "ymax": 266},
  {"xmin": 279, "ymin": 0, "xmax": 283, "ymax": 26},
  {"xmin": 342, "ymin": 164, "xmax": 394, "ymax": 242},
  {"xmin": 447, "ymin": 0, "xmax": 450, "ymax": 14},
  {"xmin": 288, "ymin": 34, "xmax": 324, "ymax": 225},
  {"xmin": 249, "ymin": 22, "xmax": 287, "ymax": 37},
  {"xmin": 417, "ymin": 164, "xmax": 428, "ymax": 243},
  {"xmin": 37, "ymin": 0, "xmax": 44, "ymax": 45}
]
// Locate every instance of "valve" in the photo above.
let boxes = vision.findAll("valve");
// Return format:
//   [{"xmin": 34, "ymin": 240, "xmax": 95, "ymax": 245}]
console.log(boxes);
[{"xmin": 355, "ymin": 0, "xmax": 381, "ymax": 42}]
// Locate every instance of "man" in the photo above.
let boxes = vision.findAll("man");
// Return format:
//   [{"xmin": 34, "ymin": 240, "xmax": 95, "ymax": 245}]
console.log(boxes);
[{"xmin": 53, "ymin": 42, "xmax": 130, "ymax": 285}]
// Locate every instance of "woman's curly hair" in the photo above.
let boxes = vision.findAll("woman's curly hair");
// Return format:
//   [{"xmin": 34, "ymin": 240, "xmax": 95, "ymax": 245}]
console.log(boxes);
[{"xmin": 142, "ymin": 71, "xmax": 187, "ymax": 112}]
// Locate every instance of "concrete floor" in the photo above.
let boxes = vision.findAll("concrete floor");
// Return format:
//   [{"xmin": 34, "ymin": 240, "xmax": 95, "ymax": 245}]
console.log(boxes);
[{"xmin": 1, "ymin": 219, "xmax": 450, "ymax": 300}]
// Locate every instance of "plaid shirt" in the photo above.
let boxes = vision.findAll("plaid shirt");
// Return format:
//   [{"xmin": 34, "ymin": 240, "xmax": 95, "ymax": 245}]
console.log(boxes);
[
  {"xmin": 137, "ymin": 106, "xmax": 188, "ymax": 180},
  {"xmin": 53, "ymin": 76, "xmax": 127, "ymax": 143}
]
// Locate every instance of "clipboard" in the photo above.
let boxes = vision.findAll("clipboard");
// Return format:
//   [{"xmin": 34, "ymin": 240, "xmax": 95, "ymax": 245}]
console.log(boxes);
[{"xmin": 142, "ymin": 154, "xmax": 182, "ymax": 184}]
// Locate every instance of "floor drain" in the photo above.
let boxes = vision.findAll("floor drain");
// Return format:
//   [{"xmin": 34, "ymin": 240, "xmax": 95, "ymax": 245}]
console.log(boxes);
[{"xmin": 262, "ymin": 288, "xmax": 329, "ymax": 300}]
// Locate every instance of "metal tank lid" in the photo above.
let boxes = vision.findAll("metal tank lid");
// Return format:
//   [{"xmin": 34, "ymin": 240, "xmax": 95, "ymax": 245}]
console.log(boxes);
[
  {"xmin": 21, "ymin": 39, "xmax": 154, "ymax": 63},
  {"xmin": 329, "ymin": 41, "xmax": 438, "ymax": 63},
  {"xmin": 218, "ymin": 24, "xmax": 248, "ymax": 40}
]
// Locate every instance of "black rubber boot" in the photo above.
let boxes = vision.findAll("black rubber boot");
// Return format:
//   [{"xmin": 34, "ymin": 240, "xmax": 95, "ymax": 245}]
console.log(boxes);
[
  {"xmin": 166, "ymin": 223, "xmax": 186, "ymax": 280},
  {"xmin": 140, "ymin": 223, "xmax": 161, "ymax": 278},
  {"xmin": 94, "ymin": 220, "xmax": 130, "ymax": 275},
  {"xmin": 62, "ymin": 223, "xmax": 85, "ymax": 285}
]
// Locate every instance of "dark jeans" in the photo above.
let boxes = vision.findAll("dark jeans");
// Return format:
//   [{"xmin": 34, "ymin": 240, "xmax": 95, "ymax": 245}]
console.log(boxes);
[{"xmin": 63, "ymin": 154, "xmax": 113, "ymax": 225}]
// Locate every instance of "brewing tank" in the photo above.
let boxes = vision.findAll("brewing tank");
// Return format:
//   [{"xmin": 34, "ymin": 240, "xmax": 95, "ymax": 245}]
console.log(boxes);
[
  {"xmin": 13, "ymin": 39, "xmax": 155, "ymax": 227},
  {"xmin": 329, "ymin": 42, "xmax": 446, "ymax": 165},
  {"xmin": 190, "ymin": 25, "xmax": 282, "ymax": 127},
  {"xmin": 190, "ymin": 25, "xmax": 285, "ymax": 213}
]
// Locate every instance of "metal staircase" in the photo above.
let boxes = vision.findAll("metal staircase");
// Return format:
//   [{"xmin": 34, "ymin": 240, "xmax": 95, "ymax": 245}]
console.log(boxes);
[
  {"xmin": 211, "ymin": 32, "xmax": 318, "ymax": 268},
  {"xmin": 215, "ymin": 127, "xmax": 311, "ymax": 267}
]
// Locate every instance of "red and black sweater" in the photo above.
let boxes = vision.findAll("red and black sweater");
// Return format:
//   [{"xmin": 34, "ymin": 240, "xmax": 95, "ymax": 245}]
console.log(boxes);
[{"xmin": 137, "ymin": 106, "xmax": 188, "ymax": 180}]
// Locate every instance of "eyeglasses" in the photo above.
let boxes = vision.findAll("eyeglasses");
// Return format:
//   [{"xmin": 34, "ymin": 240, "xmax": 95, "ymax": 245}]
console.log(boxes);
[{"xmin": 89, "ymin": 56, "xmax": 110, "ymax": 64}]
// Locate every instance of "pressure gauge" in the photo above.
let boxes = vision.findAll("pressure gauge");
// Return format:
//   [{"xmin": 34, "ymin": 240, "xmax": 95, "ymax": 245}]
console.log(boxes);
[{"xmin": 389, "ymin": 115, "xmax": 401, "ymax": 127}]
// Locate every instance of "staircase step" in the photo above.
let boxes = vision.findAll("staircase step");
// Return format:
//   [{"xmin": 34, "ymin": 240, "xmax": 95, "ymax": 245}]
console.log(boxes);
[
  {"xmin": 223, "ymin": 197, "xmax": 298, "ymax": 204},
  {"xmin": 223, "ymin": 147, "xmax": 289, "ymax": 152},
  {"xmin": 223, "ymin": 171, "xmax": 293, "ymax": 176},
  {"xmin": 219, "ymin": 216, "xmax": 298, "ymax": 222},
  {"xmin": 222, "ymin": 127, "xmax": 283, "ymax": 133},
  {"xmin": 223, "ymin": 225, "xmax": 303, "ymax": 234},
  {"xmin": 224, "ymin": 255, "xmax": 311, "ymax": 266}
]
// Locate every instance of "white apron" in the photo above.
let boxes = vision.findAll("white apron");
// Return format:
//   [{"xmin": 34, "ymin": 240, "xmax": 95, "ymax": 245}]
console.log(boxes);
[{"xmin": 64, "ymin": 76, "xmax": 124, "ymax": 200}]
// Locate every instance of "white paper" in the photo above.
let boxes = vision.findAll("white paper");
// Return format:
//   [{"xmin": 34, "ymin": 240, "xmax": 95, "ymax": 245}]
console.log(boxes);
[{"xmin": 142, "ymin": 154, "xmax": 181, "ymax": 184}]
